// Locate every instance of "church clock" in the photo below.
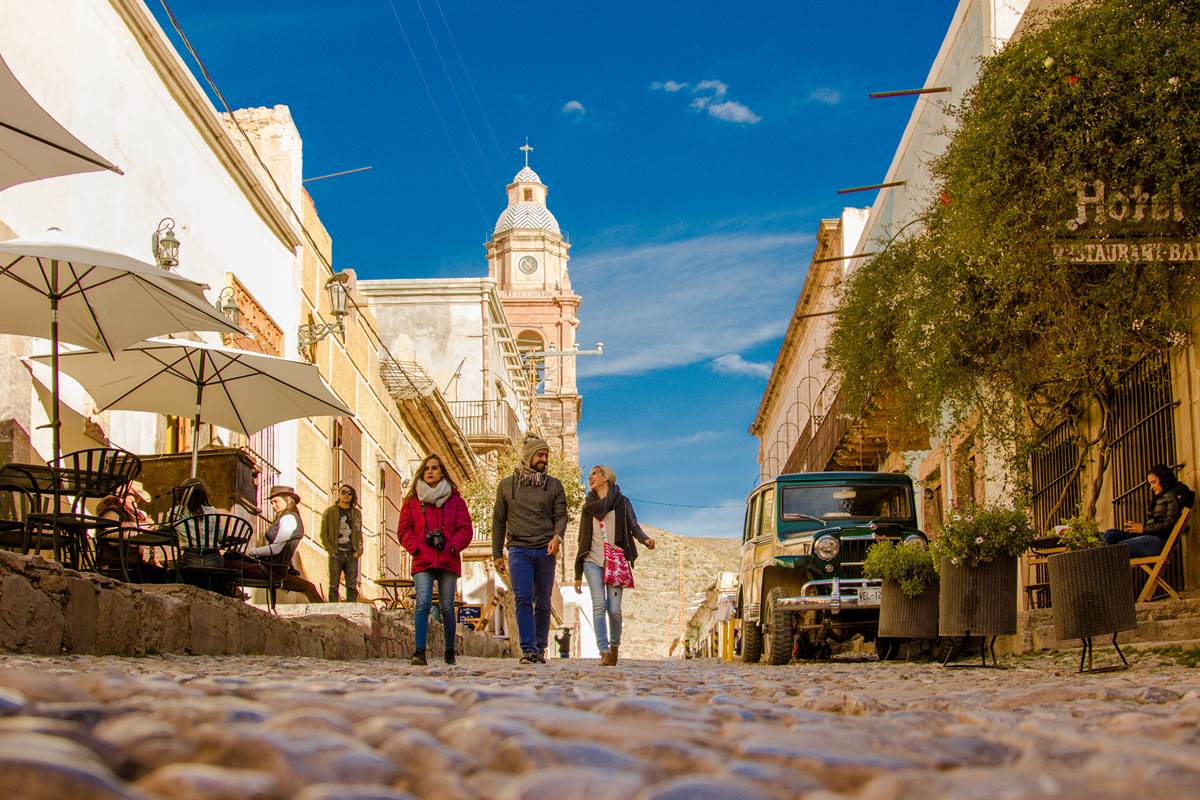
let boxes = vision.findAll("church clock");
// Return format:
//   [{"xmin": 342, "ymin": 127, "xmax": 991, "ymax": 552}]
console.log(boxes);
[{"xmin": 518, "ymin": 255, "xmax": 538, "ymax": 275}]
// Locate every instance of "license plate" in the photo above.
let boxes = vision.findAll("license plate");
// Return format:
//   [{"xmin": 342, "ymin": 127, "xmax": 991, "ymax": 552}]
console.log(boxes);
[{"xmin": 858, "ymin": 586, "xmax": 882, "ymax": 605}]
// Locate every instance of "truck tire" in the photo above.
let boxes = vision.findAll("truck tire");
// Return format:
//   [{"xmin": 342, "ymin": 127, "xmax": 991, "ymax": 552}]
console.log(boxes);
[
  {"xmin": 762, "ymin": 586, "xmax": 794, "ymax": 665},
  {"xmin": 740, "ymin": 619, "xmax": 762, "ymax": 663}
]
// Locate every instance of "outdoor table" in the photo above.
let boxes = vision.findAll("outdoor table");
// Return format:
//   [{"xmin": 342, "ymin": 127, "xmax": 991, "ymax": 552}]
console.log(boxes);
[
  {"xmin": 376, "ymin": 576, "xmax": 415, "ymax": 610},
  {"xmin": 1024, "ymin": 535, "xmax": 1068, "ymax": 609}
]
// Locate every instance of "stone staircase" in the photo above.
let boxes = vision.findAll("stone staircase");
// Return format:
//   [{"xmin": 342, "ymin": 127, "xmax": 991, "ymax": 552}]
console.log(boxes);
[{"xmin": 1002, "ymin": 592, "xmax": 1200, "ymax": 654}]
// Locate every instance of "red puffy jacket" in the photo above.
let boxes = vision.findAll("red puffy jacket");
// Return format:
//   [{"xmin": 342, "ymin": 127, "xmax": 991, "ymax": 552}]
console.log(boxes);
[{"xmin": 398, "ymin": 490, "xmax": 474, "ymax": 576}]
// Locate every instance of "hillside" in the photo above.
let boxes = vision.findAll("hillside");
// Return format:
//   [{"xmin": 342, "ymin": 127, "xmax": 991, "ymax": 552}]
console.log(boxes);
[{"xmin": 618, "ymin": 526, "xmax": 740, "ymax": 659}]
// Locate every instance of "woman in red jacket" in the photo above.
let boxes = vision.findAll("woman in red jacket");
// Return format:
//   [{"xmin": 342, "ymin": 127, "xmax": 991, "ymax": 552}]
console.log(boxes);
[{"xmin": 398, "ymin": 453, "xmax": 474, "ymax": 665}]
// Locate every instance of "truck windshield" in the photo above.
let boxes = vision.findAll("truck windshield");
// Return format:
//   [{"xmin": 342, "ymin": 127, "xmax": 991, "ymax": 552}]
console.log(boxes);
[{"xmin": 781, "ymin": 484, "xmax": 912, "ymax": 522}]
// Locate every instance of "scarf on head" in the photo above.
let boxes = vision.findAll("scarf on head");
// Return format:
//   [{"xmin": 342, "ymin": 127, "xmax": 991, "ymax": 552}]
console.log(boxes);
[
  {"xmin": 583, "ymin": 482, "xmax": 623, "ymax": 521},
  {"xmin": 417, "ymin": 479, "xmax": 453, "ymax": 508},
  {"xmin": 515, "ymin": 465, "xmax": 548, "ymax": 489}
]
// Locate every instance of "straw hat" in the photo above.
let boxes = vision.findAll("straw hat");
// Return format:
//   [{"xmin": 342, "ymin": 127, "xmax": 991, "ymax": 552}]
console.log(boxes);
[{"xmin": 268, "ymin": 484, "xmax": 301, "ymax": 504}]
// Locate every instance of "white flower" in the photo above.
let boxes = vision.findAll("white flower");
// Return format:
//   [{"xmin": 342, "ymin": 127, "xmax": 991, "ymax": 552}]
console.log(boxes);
[
  {"xmin": 1044, "ymin": 56, "xmax": 1055, "ymax": 68},
  {"xmin": 1132, "ymin": 319, "xmax": 1144, "ymax": 331},
  {"xmin": 1169, "ymin": 76, "xmax": 1181, "ymax": 89},
  {"xmin": 1009, "ymin": 525, "xmax": 1016, "ymax": 532},
  {"xmin": 951, "ymin": 558, "xmax": 959, "ymax": 565},
  {"xmin": 975, "ymin": 536, "xmax": 984, "ymax": 545}
]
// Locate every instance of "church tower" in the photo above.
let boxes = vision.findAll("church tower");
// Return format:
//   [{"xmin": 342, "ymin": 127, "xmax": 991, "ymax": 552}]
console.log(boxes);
[{"xmin": 487, "ymin": 144, "xmax": 582, "ymax": 465}]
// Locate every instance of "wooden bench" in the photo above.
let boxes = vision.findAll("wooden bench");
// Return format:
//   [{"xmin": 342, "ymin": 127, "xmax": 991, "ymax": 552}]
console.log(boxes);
[{"xmin": 1131, "ymin": 505, "xmax": 1191, "ymax": 603}]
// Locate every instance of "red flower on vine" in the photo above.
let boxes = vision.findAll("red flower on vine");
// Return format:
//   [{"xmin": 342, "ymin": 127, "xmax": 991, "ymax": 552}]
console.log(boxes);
[
  {"xmin": 1067, "ymin": 75, "xmax": 1079, "ymax": 86},
  {"xmin": 940, "ymin": 190, "xmax": 952, "ymax": 206}
]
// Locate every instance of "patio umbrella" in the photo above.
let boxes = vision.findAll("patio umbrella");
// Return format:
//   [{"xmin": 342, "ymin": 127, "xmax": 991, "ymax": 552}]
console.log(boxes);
[
  {"xmin": 0, "ymin": 53, "xmax": 122, "ymax": 191},
  {"xmin": 33, "ymin": 338, "xmax": 352, "ymax": 477},
  {"xmin": 0, "ymin": 236, "xmax": 243, "ymax": 459}
]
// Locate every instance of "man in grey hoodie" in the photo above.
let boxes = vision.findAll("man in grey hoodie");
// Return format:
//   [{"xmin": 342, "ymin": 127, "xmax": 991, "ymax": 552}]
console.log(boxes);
[{"xmin": 493, "ymin": 437, "xmax": 568, "ymax": 663}]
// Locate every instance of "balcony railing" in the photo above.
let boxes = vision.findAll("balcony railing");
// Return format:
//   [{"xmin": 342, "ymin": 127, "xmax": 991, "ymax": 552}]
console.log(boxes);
[
  {"xmin": 447, "ymin": 400, "xmax": 521, "ymax": 446},
  {"xmin": 808, "ymin": 389, "xmax": 851, "ymax": 472}
]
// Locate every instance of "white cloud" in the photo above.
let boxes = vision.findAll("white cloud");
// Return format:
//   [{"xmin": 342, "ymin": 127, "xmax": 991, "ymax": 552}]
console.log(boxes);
[
  {"xmin": 650, "ymin": 80, "xmax": 689, "ymax": 92},
  {"xmin": 572, "ymin": 231, "xmax": 811, "ymax": 377},
  {"xmin": 653, "ymin": 78, "xmax": 760, "ymax": 124},
  {"xmin": 808, "ymin": 87, "xmax": 842, "ymax": 105},
  {"xmin": 705, "ymin": 101, "xmax": 762, "ymax": 124},
  {"xmin": 711, "ymin": 353, "xmax": 772, "ymax": 378},
  {"xmin": 561, "ymin": 99, "xmax": 586, "ymax": 115}
]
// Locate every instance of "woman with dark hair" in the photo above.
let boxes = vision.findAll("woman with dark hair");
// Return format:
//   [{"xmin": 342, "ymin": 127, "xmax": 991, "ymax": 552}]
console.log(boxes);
[
  {"xmin": 398, "ymin": 454, "xmax": 473, "ymax": 665},
  {"xmin": 320, "ymin": 484, "xmax": 362, "ymax": 602},
  {"xmin": 174, "ymin": 477, "xmax": 221, "ymax": 570},
  {"xmin": 94, "ymin": 493, "xmax": 167, "ymax": 581},
  {"xmin": 572, "ymin": 464, "xmax": 655, "ymax": 666},
  {"xmin": 1103, "ymin": 464, "xmax": 1194, "ymax": 557}
]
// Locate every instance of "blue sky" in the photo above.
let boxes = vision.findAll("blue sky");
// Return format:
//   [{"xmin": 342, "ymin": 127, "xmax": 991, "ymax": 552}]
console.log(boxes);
[{"xmin": 151, "ymin": 0, "xmax": 959, "ymax": 537}]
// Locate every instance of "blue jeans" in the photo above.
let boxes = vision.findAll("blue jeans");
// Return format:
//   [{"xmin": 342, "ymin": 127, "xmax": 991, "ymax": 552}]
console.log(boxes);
[
  {"xmin": 413, "ymin": 569, "xmax": 457, "ymax": 653},
  {"xmin": 507, "ymin": 545, "xmax": 556, "ymax": 655},
  {"xmin": 583, "ymin": 561, "xmax": 623, "ymax": 652},
  {"xmin": 1102, "ymin": 528, "xmax": 1165, "ymax": 558}
]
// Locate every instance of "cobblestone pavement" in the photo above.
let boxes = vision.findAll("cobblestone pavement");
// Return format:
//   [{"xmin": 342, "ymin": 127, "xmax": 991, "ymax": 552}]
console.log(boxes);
[{"xmin": 0, "ymin": 650, "xmax": 1198, "ymax": 799}]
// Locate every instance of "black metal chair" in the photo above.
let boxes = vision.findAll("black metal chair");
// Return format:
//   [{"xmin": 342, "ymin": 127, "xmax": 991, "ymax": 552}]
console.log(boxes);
[
  {"xmin": 176, "ymin": 513, "xmax": 253, "ymax": 595},
  {"xmin": 95, "ymin": 484, "xmax": 196, "ymax": 582},
  {"xmin": 235, "ymin": 534, "xmax": 303, "ymax": 613},
  {"xmin": 26, "ymin": 448, "xmax": 142, "ymax": 570},
  {"xmin": 0, "ymin": 482, "xmax": 36, "ymax": 554}
]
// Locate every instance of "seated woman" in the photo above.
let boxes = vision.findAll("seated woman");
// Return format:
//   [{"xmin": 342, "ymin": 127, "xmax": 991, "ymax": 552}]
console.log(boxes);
[
  {"xmin": 1103, "ymin": 464, "xmax": 1194, "ymax": 558},
  {"xmin": 173, "ymin": 477, "xmax": 222, "ymax": 570},
  {"xmin": 95, "ymin": 494, "xmax": 168, "ymax": 582},
  {"xmin": 224, "ymin": 484, "xmax": 322, "ymax": 603}
]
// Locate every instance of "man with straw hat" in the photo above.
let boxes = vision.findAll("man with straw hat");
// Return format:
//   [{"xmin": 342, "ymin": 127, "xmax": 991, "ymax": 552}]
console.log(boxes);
[{"xmin": 493, "ymin": 437, "xmax": 567, "ymax": 664}]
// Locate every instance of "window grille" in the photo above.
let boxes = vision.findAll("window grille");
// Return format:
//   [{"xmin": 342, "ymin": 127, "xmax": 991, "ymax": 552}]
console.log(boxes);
[{"xmin": 1030, "ymin": 419, "xmax": 1082, "ymax": 532}]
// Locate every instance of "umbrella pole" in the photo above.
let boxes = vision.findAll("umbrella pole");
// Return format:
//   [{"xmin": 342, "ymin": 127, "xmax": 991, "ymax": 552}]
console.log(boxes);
[
  {"xmin": 49, "ymin": 261, "xmax": 63, "ymax": 564},
  {"xmin": 190, "ymin": 353, "xmax": 206, "ymax": 478}
]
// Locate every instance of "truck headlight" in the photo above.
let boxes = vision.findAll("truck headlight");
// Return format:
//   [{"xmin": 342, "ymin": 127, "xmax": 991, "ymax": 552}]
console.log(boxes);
[
  {"xmin": 903, "ymin": 534, "xmax": 927, "ymax": 548},
  {"xmin": 814, "ymin": 535, "xmax": 840, "ymax": 561}
]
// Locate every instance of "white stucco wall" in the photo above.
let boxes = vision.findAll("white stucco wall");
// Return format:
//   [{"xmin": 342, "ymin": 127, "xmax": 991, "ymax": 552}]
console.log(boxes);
[{"xmin": 0, "ymin": 0, "xmax": 302, "ymax": 478}]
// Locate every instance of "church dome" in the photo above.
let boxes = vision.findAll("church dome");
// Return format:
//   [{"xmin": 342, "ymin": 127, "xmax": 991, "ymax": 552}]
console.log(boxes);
[
  {"xmin": 494, "ymin": 202, "xmax": 561, "ymax": 235},
  {"xmin": 513, "ymin": 166, "xmax": 542, "ymax": 184}
]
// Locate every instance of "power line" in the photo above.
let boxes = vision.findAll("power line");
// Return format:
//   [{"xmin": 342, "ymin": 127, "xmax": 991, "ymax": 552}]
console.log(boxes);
[
  {"xmin": 433, "ymin": 0, "xmax": 509, "ymax": 166},
  {"xmin": 413, "ymin": 0, "xmax": 499, "ymax": 188},
  {"xmin": 382, "ymin": 0, "xmax": 489, "ymax": 227},
  {"xmin": 626, "ymin": 496, "xmax": 744, "ymax": 509}
]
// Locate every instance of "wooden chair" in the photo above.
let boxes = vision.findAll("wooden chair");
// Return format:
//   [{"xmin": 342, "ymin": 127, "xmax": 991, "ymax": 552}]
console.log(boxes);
[{"xmin": 1131, "ymin": 506, "xmax": 1191, "ymax": 602}]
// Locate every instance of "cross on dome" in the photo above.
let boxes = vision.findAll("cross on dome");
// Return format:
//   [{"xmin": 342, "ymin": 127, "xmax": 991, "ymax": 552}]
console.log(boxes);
[{"xmin": 520, "ymin": 138, "xmax": 533, "ymax": 167}]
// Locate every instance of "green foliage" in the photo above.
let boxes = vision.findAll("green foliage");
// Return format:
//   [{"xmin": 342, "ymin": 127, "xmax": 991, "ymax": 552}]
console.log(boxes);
[
  {"xmin": 1056, "ymin": 514, "xmax": 1102, "ymax": 551},
  {"xmin": 461, "ymin": 444, "xmax": 585, "ymax": 537},
  {"xmin": 827, "ymin": 0, "xmax": 1200, "ymax": 508},
  {"xmin": 863, "ymin": 540, "xmax": 938, "ymax": 598},
  {"xmin": 932, "ymin": 505, "xmax": 1036, "ymax": 568}
]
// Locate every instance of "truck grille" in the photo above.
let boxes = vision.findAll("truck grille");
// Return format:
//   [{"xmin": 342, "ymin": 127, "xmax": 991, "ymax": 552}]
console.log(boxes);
[{"xmin": 840, "ymin": 534, "xmax": 900, "ymax": 581}]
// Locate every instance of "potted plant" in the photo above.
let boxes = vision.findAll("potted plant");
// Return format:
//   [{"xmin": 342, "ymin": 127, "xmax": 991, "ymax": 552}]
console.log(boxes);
[
  {"xmin": 864, "ymin": 540, "xmax": 939, "ymax": 642},
  {"xmin": 1046, "ymin": 515, "xmax": 1137, "ymax": 671},
  {"xmin": 934, "ymin": 505, "xmax": 1035, "ymax": 645}
]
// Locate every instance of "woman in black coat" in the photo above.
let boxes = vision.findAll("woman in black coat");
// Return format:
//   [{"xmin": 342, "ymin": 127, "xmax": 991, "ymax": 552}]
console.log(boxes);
[
  {"xmin": 572, "ymin": 465, "xmax": 655, "ymax": 666},
  {"xmin": 1103, "ymin": 464, "xmax": 1193, "ymax": 557}
]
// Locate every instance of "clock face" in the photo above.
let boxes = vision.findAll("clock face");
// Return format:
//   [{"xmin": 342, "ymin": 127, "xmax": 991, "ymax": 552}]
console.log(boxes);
[{"xmin": 518, "ymin": 256, "xmax": 538, "ymax": 275}]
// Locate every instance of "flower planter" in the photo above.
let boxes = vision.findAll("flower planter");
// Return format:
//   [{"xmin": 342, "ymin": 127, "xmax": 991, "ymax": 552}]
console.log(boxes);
[
  {"xmin": 878, "ymin": 579, "xmax": 939, "ymax": 639},
  {"xmin": 938, "ymin": 556, "xmax": 1017, "ymax": 637},
  {"xmin": 1048, "ymin": 544, "xmax": 1136, "ymax": 642}
]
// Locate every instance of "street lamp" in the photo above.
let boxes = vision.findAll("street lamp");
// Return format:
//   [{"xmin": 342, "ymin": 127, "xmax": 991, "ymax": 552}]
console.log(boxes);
[
  {"xmin": 298, "ymin": 272, "xmax": 351, "ymax": 355},
  {"xmin": 214, "ymin": 286, "xmax": 240, "ymax": 328},
  {"xmin": 151, "ymin": 218, "xmax": 180, "ymax": 270}
]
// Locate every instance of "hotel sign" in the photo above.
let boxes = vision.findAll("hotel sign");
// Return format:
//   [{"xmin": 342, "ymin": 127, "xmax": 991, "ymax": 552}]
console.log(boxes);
[{"xmin": 1056, "ymin": 178, "xmax": 1196, "ymax": 264}]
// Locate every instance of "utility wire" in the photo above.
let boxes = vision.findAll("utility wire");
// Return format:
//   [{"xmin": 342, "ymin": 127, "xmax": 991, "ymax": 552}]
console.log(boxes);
[
  {"xmin": 626, "ymin": 497, "xmax": 744, "ymax": 509},
  {"xmin": 413, "ymin": 0, "xmax": 499, "ymax": 188},
  {"xmin": 433, "ymin": 0, "xmax": 509, "ymax": 166},
  {"xmin": 383, "ymin": 0, "xmax": 489, "ymax": 227}
]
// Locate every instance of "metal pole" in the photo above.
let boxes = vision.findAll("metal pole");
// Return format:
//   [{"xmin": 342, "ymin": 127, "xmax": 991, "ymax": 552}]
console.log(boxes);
[
  {"xmin": 49, "ymin": 260, "xmax": 60, "ymax": 462},
  {"xmin": 190, "ymin": 352, "xmax": 207, "ymax": 478}
]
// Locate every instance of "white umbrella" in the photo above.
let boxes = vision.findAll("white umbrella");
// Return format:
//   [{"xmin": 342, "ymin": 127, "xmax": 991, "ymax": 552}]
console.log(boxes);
[
  {"xmin": 0, "ymin": 236, "xmax": 243, "ymax": 458},
  {"xmin": 0, "ymin": 53, "xmax": 122, "ymax": 191},
  {"xmin": 33, "ymin": 338, "xmax": 353, "ymax": 476}
]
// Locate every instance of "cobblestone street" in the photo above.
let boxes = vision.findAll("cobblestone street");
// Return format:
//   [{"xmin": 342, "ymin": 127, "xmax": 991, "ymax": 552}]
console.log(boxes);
[{"xmin": 1, "ymin": 650, "xmax": 1198, "ymax": 799}]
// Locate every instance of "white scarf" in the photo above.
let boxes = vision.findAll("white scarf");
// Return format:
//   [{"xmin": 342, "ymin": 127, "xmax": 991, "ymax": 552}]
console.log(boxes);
[{"xmin": 417, "ymin": 479, "xmax": 452, "ymax": 508}]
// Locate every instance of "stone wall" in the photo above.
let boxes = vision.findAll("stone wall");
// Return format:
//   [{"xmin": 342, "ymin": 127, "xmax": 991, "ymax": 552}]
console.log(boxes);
[
  {"xmin": 996, "ymin": 596, "xmax": 1200, "ymax": 655},
  {"xmin": 0, "ymin": 550, "xmax": 511, "ymax": 660}
]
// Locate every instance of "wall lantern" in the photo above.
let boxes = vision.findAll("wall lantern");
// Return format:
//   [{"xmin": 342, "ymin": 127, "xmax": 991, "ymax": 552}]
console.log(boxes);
[
  {"xmin": 298, "ymin": 272, "xmax": 352, "ymax": 354},
  {"xmin": 214, "ymin": 286, "xmax": 240, "ymax": 328},
  {"xmin": 151, "ymin": 217, "xmax": 180, "ymax": 270}
]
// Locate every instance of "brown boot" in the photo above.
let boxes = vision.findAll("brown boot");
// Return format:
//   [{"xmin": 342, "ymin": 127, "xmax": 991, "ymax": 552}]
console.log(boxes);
[
  {"xmin": 598, "ymin": 647, "xmax": 615, "ymax": 666},
  {"xmin": 609, "ymin": 644, "xmax": 619, "ymax": 665}
]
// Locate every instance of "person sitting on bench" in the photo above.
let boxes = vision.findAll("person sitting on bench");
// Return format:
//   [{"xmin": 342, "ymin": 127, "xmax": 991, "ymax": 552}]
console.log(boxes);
[{"xmin": 1102, "ymin": 464, "xmax": 1194, "ymax": 558}]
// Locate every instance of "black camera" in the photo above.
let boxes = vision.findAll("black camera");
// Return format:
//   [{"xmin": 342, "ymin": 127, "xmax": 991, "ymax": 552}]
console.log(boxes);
[{"xmin": 425, "ymin": 528, "xmax": 446, "ymax": 551}]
